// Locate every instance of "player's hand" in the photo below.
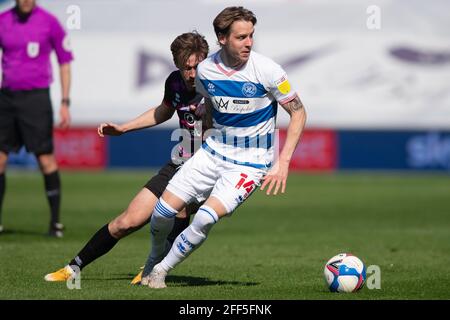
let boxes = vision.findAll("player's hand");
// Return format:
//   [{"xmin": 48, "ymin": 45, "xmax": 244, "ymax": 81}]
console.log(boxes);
[
  {"xmin": 190, "ymin": 103, "xmax": 206, "ymax": 117},
  {"xmin": 59, "ymin": 105, "xmax": 71, "ymax": 129},
  {"xmin": 98, "ymin": 123, "xmax": 125, "ymax": 137},
  {"xmin": 260, "ymin": 160, "xmax": 290, "ymax": 195}
]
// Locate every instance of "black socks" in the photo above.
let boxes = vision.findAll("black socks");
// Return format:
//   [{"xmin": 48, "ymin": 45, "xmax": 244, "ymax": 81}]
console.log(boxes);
[
  {"xmin": 44, "ymin": 171, "xmax": 61, "ymax": 226},
  {"xmin": 69, "ymin": 224, "xmax": 118, "ymax": 270}
]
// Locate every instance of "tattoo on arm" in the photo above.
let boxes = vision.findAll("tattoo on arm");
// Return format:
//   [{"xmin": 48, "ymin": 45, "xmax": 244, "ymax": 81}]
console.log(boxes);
[{"xmin": 283, "ymin": 95, "xmax": 304, "ymax": 113}]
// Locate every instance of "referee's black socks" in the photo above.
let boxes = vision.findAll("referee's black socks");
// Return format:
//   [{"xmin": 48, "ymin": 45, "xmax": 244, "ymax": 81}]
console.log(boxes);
[{"xmin": 44, "ymin": 171, "xmax": 61, "ymax": 227}]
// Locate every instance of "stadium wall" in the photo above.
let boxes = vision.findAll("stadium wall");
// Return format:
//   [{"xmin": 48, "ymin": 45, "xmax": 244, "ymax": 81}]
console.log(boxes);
[
  {"xmin": 2, "ymin": 1, "xmax": 448, "ymax": 172},
  {"xmin": 7, "ymin": 128, "xmax": 450, "ymax": 172}
]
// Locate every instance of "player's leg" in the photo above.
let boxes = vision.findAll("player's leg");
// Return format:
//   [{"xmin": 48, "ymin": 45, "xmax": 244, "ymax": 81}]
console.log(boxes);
[
  {"xmin": 130, "ymin": 198, "xmax": 193, "ymax": 285},
  {"xmin": 145, "ymin": 196, "xmax": 225, "ymax": 287},
  {"xmin": 166, "ymin": 207, "xmax": 190, "ymax": 246},
  {"xmin": 130, "ymin": 173, "xmax": 197, "ymax": 284},
  {"xmin": 141, "ymin": 190, "xmax": 188, "ymax": 280},
  {"xmin": 141, "ymin": 149, "xmax": 219, "ymax": 284},
  {"xmin": 143, "ymin": 196, "xmax": 225, "ymax": 288},
  {"xmin": 120, "ymin": 161, "xmax": 189, "ymax": 242},
  {"xmin": 77, "ymin": 188, "xmax": 158, "ymax": 266},
  {"xmin": 44, "ymin": 187, "xmax": 159, "ymax": 282},
  {"xmin": 109, "ymin": 188, "xmax": 157, "ymax": 238},
  {"xmin": 166, "ymin": 201, "xmax": 200, "ymax": 244},
  {"xmin": 147, "ymin": 164, "xmax": 264, "ymax": 288},
  {"xmin": 45, "ymin": 162, "xmax": 191, "ymax": 282}
]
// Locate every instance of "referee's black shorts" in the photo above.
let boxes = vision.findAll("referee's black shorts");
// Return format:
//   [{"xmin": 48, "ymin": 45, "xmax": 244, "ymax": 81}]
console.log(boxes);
[
  {"xmin": 0, "ymin": 88, "xmax": 54, "ymax": 156},
  {"xmin": 144, "ymin": 161, "xmax": 202, "ymax": 215}
]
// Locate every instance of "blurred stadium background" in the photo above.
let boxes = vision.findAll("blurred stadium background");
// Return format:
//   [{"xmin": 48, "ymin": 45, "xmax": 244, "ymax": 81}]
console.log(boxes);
[
  {"xmin": 1, "ymin": 0, "xmax": 450, "ymax": 300},
  {"xmin": 3, "ymin": 0, "xmax": 450, "ymax": 171}
]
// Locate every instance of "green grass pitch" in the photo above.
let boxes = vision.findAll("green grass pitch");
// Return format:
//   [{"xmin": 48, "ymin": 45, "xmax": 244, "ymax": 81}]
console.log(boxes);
[{"xmin": 0, "ymin": 170, "xmax": 449, "ymax": 299}]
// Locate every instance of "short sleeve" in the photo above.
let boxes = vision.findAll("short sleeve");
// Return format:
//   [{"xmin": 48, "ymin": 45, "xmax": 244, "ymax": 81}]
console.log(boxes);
[
  {"xmin": 265, "ymin": 62, "xmax": 297, "ymax": 105},
  {"xmin": 163, "ymin": 74, "xmax": 175, "ymax": 107},
  {"xmin": 49, "ymin": 16, "xmax": 74, "ymax": 64}
]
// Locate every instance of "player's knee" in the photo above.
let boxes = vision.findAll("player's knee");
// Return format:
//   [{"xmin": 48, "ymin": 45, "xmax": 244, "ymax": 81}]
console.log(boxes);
[
  {"xmin": 190, "ymin": 206, "xmax": 219, "ymax": 236},
  {"xmin": 111, "ymin": 212, "xmax": 142, "ymax": 237},
  {"xmin": 153, "ymin": 198, "xmax": 178, "ymax": 220},
  {"xmin": 176, "ymin": 207, "xmax": 188, "ymax": 219}
]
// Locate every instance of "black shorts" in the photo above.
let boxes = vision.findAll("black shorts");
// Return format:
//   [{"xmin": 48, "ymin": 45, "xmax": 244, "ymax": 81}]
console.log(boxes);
[
  {"xmin": 144, "ymin": 161, "xmax": 202, "ymax": 215},
  {"xmin": 0, "ymin": 88, "xmax": 54, "ymax": 155}
]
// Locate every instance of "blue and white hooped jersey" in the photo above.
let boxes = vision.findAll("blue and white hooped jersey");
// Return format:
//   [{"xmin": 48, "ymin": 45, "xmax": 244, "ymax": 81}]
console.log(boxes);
[{"xmin": 195, "ymin": 50, "xmax": 297, "ymax": 169}]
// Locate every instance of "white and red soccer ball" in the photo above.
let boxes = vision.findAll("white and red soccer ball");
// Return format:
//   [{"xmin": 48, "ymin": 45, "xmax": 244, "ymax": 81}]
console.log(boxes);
[{"xmin": 324, "ymin": 253, "xmax": 366, "ymax": 293}]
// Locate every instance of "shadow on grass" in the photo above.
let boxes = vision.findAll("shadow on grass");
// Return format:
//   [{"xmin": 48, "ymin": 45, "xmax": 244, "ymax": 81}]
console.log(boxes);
[
  {"xmin": 86, "ymin": 274, "xmax": 259, "ymax": 287},
  {"xmin": 167, "ymin": 275, "xmax": 259, "ymax": 287}
]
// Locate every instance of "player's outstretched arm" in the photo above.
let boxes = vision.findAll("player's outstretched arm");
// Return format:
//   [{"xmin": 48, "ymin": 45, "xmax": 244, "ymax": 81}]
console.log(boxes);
[
  {"xmin": 97, "ymin": 102, "xmax": 175, "ymax": 137},
  {"xmin": 260, "ymin": 95, "xmax": 307, "ymax": 195}
]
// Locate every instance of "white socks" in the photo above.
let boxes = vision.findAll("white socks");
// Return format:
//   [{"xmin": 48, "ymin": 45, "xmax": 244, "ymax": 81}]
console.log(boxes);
[
  {"xmin": 149, "ymin": 198, "xmax": 178, "ymax": 260},
  {"xmin": 160, "ymin": 205, "xmax": 219, "ymax": 272}
]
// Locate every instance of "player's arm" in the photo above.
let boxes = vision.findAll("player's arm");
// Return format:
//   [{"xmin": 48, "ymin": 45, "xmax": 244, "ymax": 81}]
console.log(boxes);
[
  {"xmin": 201, "ymin": 98, "xmax": 214, "ymax": 130},
  {"xmin": 98, "ymin": 102, "xmax": 175, "ymax": 137},
  {"xmin": 260, "ymin": 94, "xmax": 307, "ymax": 195}
]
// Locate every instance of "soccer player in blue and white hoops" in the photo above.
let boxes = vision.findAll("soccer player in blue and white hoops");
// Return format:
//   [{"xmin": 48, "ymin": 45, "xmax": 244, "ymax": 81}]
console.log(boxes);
[{"xmin": 141, "ymin": 6, "xmax": 307, "ymax": 288}]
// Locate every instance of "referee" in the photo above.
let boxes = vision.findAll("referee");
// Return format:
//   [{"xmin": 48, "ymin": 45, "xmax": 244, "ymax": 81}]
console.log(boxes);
[{"xmin": 0, "ymin": 0, "xmax": 74, "ymax": 237}]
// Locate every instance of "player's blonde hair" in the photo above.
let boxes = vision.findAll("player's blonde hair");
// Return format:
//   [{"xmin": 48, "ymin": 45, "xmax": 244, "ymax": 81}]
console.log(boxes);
[
  {"xmin": 213, "ymin": 6, "xmax": 257, "ymax": 41},
  {"xmin": 170, "ymin": 31, "xmax": 209, "ymax": 69}
]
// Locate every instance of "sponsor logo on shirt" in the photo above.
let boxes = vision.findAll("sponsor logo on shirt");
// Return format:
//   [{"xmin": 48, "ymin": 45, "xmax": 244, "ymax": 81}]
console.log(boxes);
[
  {"xmin": 207, "ymin": 82, "xmax": 215, "ymax": 94},
  {"xmin": 233, "ymin": 99, "xmax": 250, "ymax": 105},
  {"xmin": 214, "ymin": 97, "xmax": 229, "ymax": 111},
  {"xmin": 215, "ymin": 98, "xmax": 256, "ymax": 113}
]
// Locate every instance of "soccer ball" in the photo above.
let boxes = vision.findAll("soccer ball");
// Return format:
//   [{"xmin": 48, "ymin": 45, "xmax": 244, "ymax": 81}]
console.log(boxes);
[{"xmin": 324, "ymin": 253, "xmax": 366, "ymax": 293}]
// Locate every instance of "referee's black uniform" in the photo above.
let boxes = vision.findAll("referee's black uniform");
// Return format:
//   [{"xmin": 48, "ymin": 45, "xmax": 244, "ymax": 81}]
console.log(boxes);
[{"xmin": 0, "ymin": 4, "xmax": 74, "ymax": 236}]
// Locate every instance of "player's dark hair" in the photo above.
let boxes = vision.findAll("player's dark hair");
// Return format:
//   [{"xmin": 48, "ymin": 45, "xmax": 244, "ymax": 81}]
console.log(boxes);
[
  {"xmin": 170, "ymin": 31, "xmax": 209, "ymax": 69},
  {"xmin": 213, "ymin": 6, "xmax": 257, "ymax": 40}
]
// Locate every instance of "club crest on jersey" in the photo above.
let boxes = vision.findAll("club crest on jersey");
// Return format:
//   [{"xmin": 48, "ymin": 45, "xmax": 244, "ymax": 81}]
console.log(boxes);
[
  {"xmin": 242, "ymin": 82, "xmax": 257, "ymax": 97},
  {"xmin": 184, "ymin": 112, "xmax": 195, "ymax": 125},
  {"xmin": 62, "ymin": 35, "xmax": 72, "ymax": 52},
  {"xmin": 27, "ymin": 42, "xmax": 40, "ymax": 58}
]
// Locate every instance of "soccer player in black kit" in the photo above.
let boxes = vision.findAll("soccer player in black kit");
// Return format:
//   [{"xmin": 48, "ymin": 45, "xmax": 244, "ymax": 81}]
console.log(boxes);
[{"xmin": 44, "ymin": 32, "xmax": 210, "ymax": 284}]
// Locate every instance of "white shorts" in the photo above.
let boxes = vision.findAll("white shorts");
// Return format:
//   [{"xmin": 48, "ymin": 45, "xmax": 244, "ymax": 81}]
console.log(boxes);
[{"xmin": 166, "ymin": 148, "xmax": 267, "ymax": 214}]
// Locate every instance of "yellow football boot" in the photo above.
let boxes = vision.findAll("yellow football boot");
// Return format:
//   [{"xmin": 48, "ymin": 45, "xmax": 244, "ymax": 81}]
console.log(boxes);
[
  {"xmin": 131, "ymin": 270, "xmax": 143, "ymax": 285},
  {"xmin": 44, "ymin": 266, "xmax": 74, "ymax": 282}
]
